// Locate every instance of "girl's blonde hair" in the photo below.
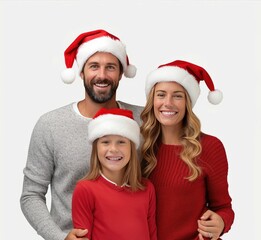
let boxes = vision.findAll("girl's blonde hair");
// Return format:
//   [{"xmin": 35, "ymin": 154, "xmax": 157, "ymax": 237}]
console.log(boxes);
[
  {"xmin": 140, "ymin": 85, "xmax": 202, "ymax": 181},
  {"xmin": 82, "ymin": 139, "xmax": 145, "ymax": 191}
]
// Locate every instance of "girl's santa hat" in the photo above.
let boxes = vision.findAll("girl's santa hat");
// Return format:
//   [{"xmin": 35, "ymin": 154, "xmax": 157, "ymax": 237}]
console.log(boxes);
[
  {"xmin": 145, "ymin": 60, "xmax": 223, "ymax": 107},
  {"xmin": 88, "ymin": 108, "xmax": 140, "ymax": 149},
  {"xmin": 61, "ymin": 29, "xmax": 137, "ymax": 84}
]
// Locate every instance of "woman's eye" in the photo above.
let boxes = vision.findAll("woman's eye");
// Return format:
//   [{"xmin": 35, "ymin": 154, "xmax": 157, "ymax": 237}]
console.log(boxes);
[
  {"xmin": 174, "ymin": 94, "xmax": 184, "ymax": 99},
  {"xmin": 156, "ymin": 93, "xmax": 165, "ymax": 97}
]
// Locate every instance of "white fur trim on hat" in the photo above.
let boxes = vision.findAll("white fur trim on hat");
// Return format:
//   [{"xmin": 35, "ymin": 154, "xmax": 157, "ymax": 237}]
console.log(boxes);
[
  {"xmin": 88, "ymin": 114, "xmax": 140, "ymax": 148},
  {"xmin": 145, "ymin": 66, "xmax": 200, "ymax": 107},
  {"xmin": 77, "ymin": 36, "xmax": 135, "ymax": 77}
]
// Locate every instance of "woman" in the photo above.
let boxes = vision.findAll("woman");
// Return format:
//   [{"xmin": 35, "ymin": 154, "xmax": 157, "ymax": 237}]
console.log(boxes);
[{"xmin": 140, "ymin": 60, "xmax": 234, "ymax": 240}]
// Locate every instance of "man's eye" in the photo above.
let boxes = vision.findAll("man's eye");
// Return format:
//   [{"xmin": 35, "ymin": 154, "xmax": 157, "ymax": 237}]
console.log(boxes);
[
  {"xmin": 90, "ymin": 65, "xmax": 98, "ymax": 69},
  {"xmin": 107, "ymin": 65, "xmax": 116, "ymax": 70}
]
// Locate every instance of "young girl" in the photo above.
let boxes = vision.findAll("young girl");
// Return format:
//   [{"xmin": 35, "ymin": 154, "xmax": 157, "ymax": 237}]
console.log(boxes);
[{"xmin": 72, "ymin": 108, "xmax": 157, "ymax": 240}]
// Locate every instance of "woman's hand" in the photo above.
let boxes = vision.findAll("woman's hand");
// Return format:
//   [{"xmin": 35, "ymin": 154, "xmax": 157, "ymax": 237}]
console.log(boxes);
[{"xmin": 197, "ymin": 210, "xmax": 224, "ymax": 240}]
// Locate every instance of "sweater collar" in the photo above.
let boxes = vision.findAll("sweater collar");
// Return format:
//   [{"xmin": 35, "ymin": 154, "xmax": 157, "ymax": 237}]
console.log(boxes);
[{"xmin": 99, "ymin": 171, "xmax": 130, "ymax": 188}]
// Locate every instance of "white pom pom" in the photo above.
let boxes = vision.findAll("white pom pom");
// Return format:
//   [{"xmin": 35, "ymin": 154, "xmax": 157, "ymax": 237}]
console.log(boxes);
[
  {"xmin": 124, "ymin": 64, "xmax": 137, "ymax": 78},
  {"xmin": 61, "ymin": 68, "xmax": 76, "ymax": 84},
  {"xmin": 208, "ymin": 89, "xmax": 223, "ymax": 105}
]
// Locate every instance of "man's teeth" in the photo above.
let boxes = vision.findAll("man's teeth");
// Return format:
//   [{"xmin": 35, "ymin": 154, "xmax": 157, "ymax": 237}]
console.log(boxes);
[{"xmin": 95, "ymin": 83, "xmax": 109, "ymax": 87}]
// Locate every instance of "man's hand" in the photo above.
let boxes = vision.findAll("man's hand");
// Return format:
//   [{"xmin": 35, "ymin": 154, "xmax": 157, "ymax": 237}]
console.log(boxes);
[{"xmin": 65, "ymin": 229, "xmax": 88, "ymax": 240}]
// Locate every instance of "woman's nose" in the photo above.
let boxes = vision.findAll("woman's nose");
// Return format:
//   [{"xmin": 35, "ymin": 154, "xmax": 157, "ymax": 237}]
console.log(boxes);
[{"xmin": 164, "ymin": 96, "xmax": 173, "ymax": 107}]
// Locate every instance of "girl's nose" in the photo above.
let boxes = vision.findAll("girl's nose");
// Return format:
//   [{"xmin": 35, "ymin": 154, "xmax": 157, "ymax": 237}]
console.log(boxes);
[{"xmin": 109, "ymin": 143, "xmax": 119, "ymax": 152}]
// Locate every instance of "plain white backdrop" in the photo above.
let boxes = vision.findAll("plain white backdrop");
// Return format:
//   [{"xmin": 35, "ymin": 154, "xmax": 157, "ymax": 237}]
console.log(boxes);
[{"xmin": 1, "ymin": 0, "xmax": 260, "ymax": 239}]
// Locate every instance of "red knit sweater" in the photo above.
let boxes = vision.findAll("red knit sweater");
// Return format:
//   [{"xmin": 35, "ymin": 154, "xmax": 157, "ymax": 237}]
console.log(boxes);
[
  {"xmin": 72, "ymin": 176, "xmax": 157, "ymax": 240},
  {"xmin": 149, "ymin": 134, "xmax": 234, "ymax": 240}
]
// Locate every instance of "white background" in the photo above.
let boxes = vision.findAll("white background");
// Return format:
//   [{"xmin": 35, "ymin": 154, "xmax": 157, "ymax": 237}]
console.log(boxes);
[{"xmin": 1, "ymin": 0, "xmax": 260, "ymax": 239}]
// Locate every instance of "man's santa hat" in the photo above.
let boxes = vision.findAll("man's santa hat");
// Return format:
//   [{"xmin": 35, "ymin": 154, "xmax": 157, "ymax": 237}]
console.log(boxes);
[
  {"xmin": 145, "ymin": 60, "xmax": 223, "ymax": 107},
  {"xmin": 61, "ymin": 29, "xmax": 137, "ymax": 84},
  {"xmin": 88, "ymin": 108, "xmax": 140, "ymax": 149}
]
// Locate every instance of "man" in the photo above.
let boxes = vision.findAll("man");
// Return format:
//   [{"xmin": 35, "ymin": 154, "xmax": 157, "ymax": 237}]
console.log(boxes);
[{"xmin": 20, "ymin": 29, "xmax": 143, "ymax": 240}]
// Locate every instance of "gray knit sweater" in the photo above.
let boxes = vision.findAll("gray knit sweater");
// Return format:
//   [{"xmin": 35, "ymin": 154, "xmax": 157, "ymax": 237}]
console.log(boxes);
[{"xmin": 20, "ymin": 101, "xmax": 143, "ymax": 240}]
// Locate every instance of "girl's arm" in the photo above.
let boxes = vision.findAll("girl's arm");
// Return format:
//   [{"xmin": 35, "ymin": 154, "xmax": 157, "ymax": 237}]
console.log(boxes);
[
  {"xmin": 147, "ymin": 181, "xmax": 157, "ymax": 240},
  {"xmin": 72, "ymin": 181, "xmax": 94, "ymax": 239}
]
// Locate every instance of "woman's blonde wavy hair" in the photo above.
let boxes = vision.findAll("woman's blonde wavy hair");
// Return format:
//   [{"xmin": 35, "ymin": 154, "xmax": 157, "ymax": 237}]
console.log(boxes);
[
  {"xmin": 140, "ymin": 85, "xmax": 202, "ymax": 181},
  {"xmin": 82, "ymin": 140, "xmax": 145, "ymax": 191}
]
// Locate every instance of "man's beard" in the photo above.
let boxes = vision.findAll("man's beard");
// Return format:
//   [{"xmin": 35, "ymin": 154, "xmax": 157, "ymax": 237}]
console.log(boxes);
[{"xmin": 83, "ymin": 78, "xmax": 119, "ymax": 103}]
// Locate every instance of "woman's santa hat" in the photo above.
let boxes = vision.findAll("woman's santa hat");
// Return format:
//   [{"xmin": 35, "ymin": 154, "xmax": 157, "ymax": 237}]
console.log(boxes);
[
  {"xmin": 88, "ymin": 108, "xmax": 140, "ymax": 149},
  {"xmin": 145, "ymin": 60, "xmax": 223, "ymax": 107},
  {"xmin": 61, "ymin": 29, "xmax": 137, "ymax": 84}
]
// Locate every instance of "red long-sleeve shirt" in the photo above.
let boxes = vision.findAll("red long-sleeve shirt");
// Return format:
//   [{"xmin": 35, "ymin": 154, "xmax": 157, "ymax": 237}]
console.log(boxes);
[
  {"xmin": 72, "ymin": 176, "xmax": 157, "ymax": 240},
  {"xmin": 149, "ymin": 133, "xmax": 234, "ymax": 240}
]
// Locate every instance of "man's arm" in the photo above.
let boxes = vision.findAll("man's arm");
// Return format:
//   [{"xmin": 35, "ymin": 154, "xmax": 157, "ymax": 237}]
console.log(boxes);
[
  {"xmin": 20, "ymin": 116, "xmax": 67, "ymax": 240},
  {"xmin": 20, "ymin": 174, "xmax": 67, "ymax": 240}
]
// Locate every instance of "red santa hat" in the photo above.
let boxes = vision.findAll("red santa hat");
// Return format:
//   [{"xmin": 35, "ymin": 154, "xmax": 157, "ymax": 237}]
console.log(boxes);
[
  {"xmin": 88, "ymin": 108, "xmax": 140, "ymax": 148},
  {"xmin": 61, "ymin": 29, "xmax": 137, "ymax": 84},
  {"xmin": 145, "ymin": 60, "xmax": 223, "ymax": 107}
]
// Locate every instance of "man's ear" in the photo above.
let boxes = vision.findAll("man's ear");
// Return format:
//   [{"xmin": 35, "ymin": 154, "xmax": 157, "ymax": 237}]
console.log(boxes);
[
  {"xmin": 119, "ymin": 72, "xmax": 123, "ymax": 81},
  {"xmin": 80, "ymin": 72, "xmax": 84, "ymax": 80}
]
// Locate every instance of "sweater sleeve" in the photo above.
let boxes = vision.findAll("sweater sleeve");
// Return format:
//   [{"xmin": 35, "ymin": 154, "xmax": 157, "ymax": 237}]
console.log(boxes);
[
  {"xmin": 146, "ymin": 181, "xmax": 157, "ymax": 240},
  {"xmin": 20, "ymin": 116, "xmax": 67, "ymax": 240},
  {"xmin": 203, "ymin": 136, "xmax": 235, "ymax": 233},
  {"xmin": 72, "ymin": 181, "xmax": 94, "ymax": 239}
]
